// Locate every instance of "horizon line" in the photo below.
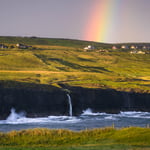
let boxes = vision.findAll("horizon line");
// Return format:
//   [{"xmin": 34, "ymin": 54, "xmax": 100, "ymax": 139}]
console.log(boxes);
[{"xmin": 0, "ymin": 35, "xmax": 150, "ymax": 44}]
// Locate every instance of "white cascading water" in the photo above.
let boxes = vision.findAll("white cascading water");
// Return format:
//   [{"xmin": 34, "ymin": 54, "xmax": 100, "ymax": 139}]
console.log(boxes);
[{"xmin": 67, "ymin": 94, "xmax": 72, "ymax": 116}]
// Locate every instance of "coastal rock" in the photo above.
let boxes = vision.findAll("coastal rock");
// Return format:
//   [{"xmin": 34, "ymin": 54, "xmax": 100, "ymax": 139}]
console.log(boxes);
[{"xmin": 0, "ymin": 85, "xmax": 150, "ymax": 119}]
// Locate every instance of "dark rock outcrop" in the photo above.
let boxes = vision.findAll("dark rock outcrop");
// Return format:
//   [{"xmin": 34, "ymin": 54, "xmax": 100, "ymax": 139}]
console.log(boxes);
[
  {"xmin": 0, "ymin": 83, "xmax": 150, "ymax": 119},
  {"xmin": 0, "ymin": 87, "xmax": 68, "ymax": 119},
  {"xmin": 69, "ymin": 87, "xmax": 150, "ymax": 115}
]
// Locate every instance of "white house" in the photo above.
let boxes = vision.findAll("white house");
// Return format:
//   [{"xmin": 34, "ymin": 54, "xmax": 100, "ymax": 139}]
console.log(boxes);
[
  {"xmin": 16, "ymin": 43, "xmax": 31, "ymax": 49},
  {"xmin": 84, "ymin": 45, "xmax": 95, "ymax": 50},
  {"xmin": 121, "ymin": 45, "xmax": 129, "ymax": 49},
  {"xmin": 0, "ymin": 44, "xmax": 8, "ymax": 49},
  {"xmin": 130, "ymin": 45, "xmax": 136, "ymax": 49},
  {"xmin": 130, "ymin": 50, "xmax": 145, "ymax": 54},
  {"xmin": 112, "ymin": 46, "xmax": 118, "ymax": 50}
]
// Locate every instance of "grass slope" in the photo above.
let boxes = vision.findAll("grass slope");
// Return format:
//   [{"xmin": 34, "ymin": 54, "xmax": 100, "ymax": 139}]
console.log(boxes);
[
  {"xmin": 0, "ymin": 127, "xmax": 150, "ymax": 150},
  {"xmin": 0, "ymin": 36, "xmax": 112, "ymax": 48},
  {"xmin": 0, "ymin": 36, "xmax": 149, "ymax": 93}
]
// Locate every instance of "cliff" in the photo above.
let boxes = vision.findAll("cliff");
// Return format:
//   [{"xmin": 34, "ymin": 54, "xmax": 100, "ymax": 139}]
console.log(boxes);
[
  {"xmin": 69, "ymin": 86, "xmax": 150, "ymax": 115},
  {"xmin": 0, "ymin": 83, "xmax": 150, "ymax": 119}
]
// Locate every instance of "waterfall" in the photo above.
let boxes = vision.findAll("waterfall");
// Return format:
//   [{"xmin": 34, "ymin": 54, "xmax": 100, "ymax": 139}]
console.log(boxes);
[{"xmin": 67, "ymin": 94, "xmax": 72, "ymax": 116}]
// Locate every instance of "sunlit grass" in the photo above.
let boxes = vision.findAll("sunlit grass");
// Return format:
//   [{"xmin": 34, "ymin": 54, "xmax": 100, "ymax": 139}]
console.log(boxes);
[
  {"xmin": 0, "ymin": 39, "xmax": 149, "ymax": 92},
  {"xmin": 0, "ymin": 127, "xmax": 150, "ymax": 149}
]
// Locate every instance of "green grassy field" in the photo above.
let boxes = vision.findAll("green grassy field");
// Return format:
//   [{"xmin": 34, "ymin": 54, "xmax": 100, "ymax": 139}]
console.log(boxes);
[
  {"xmin": 0, "ymin": 36, "xmax": 149, "ymax": 93},
  {"xmin": 0, "ymin": 127, "xmax": 150, "ymax": 150}
]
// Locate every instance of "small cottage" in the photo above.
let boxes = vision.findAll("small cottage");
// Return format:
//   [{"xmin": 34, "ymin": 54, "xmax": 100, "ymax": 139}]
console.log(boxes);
[
  {"xmin": 130, "ymin": 45, "xmax": 136, "ymax": 49},
  {"xmin": 0, "ymin": 44, "xmax": 8, "ymax": 49},
  {"xmin": 130, "ymin": 50, "xmax": 145, "ymax": 54},
  {"xmin": 137, "ymin": 51, "xmax": 145, "ymax": 54},
  {"xmin": 112, "ymin": 46, "xmax": 118, "ymax": 50},
  {"xmin": 16, "ymin": 43, "xmax": 31, "ymax": 49},
  {"xmin": 121, "ymin": 45, "xmax": 129, "ymax": 49},
  {"xmin": 84, "ymin": 45, "xmax": 95, "ymax": 51}
]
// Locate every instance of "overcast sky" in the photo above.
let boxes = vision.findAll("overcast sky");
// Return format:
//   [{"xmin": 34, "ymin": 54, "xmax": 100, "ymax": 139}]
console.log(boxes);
[{"xmin": 1, "ymin": 0, "xmax": 150, "ymax": 43}]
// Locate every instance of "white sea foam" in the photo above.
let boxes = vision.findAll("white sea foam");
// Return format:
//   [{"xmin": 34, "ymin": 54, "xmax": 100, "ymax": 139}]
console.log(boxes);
[
  {"xmin": 0, "ymin": 108, "xmax": 150, "ymax": 125},
  {"xmin": 0, "ymin": 108, "xmax": 80, "ymax": 125},
  {"xmin": 81, "ymin": 108, "xmax": 150, "ymax": 120},
  {"xmin": 119, "ymin": 111, "xmax": 150, "ymax": 118},
  {"xmin": 82, "ymin": 108, "xmax": 106, "ymax": 116},
  {"xmin": 82, "ymin": 108, "xmax": 93, "ymax": 115},
  {"xmin": 104, "ymin": 115, "xmax": 118, "ymax": 120}
]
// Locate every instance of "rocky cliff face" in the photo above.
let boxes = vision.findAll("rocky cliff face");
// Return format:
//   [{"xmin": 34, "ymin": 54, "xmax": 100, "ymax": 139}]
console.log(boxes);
[
  {"xmin": 0, "ymin": 85, "xmax": 150, "ymax": 119},
  {"xmin": 69, "ymin": 87, "xmax": 150, "ymax": 115},
  {"xmin": 0, "ymin": 87, "xmax": 68, "ymax": 119}
]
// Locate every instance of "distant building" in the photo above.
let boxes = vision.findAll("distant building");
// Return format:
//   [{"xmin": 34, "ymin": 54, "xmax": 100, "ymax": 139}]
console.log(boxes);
[
  {"xmin": 121, "ymin": 45, "xmax": 129, "ymax": 49},
  {"xmin": 112, "ymin": 45, "xmax": 129, "ymax": 50},
  {"xmin": 142, "ymin": 45, "xmax": 150, "ymax": 50},
  {"xmin": 137, "ymin": 51, "xmax": 145, "ymax": 54},
  {"xmin": 16, "ymin": 43, "xmax": 27, "ymax": 49},
  {"xmin": 142, "ymin": 46, "xmax": 147, "ymax": 50},
  {"xmin": 0, "ymin": 44, "xmax": 8, "ymax": 49},
  {"xmin": 16, "ymin": 43, "xmax": 31, "ymax": 49},
  {"xmin": 84, "ymin": 45, "xmax": 95, "ymax": 51},
  {"xmin": 130, "ymin": 50, "xmax": 145, "ymax": 54},
  {"xmin": 130, "ymin": 50, "xmax": 137, "ymax": 54},
  {"xmin": 130, "ymin": 45, "xmax": 150, "ymax": 50},
  {"xmin": 112, "ymin": 46, "xmax": 118, "ymax": 50},
  {"xmin": 112, "ymin": 44, "xmax": 150, "ymax": 51},
  {"xmin": 130, "ymin": 45, "xmax": 136, "ymax": 49}
]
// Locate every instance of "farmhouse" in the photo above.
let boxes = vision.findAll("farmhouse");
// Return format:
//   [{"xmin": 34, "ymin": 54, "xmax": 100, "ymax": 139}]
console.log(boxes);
[
  {"xmin": 121, "ymin": 45, "xmax": 129, "ymax": 49},
  {"xmin": 130, "ymin": 45, "xmax": 137, "ymax": 49},
  {"xmin": 112, "ymin": 46, "xmax": 118, "ymax": 50},
  {"xmin": 16, "ymin": 43, "xmax": 32, "ymax": 49},
  {"xmin": 112, "ymin": 45, "xmax": 129, "ymax": 50},
  {"xmin": 84, "ymin": 45, "xmax": 95, "ymax": 51},
  {"xmin": 0, "ymin": 44, "xmax": 8, "ymax": 49},
  {"xmin": 130, "ymin": 50, "xmax": 146, "ymax": 54},
  {"xmin": 141, "ymin": 45, "xmax": 150, "ymax": 50},
  {"xmin": 130, "ymin": 45, "xmax": 150, "ymax": 50},
  {"xmin": 137, "ymin": 51, "xmax": 146, "ymax": 54},
  {"xmin": 112, "ymin": 44, "xmax": 150, "ymax": 50}
]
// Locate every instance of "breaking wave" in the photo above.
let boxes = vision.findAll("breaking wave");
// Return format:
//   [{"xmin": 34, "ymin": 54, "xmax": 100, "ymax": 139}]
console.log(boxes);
[
  {"xmin": 81, "ymin": 108, "xmax": 150, "ymax": 119},
  {"xmin": 0, "ymin": 108, "xmax": 149, "ymax": 132},
  {"xmin": 0, "ymin": 108, "xmax": 80, "ymax": 125}
]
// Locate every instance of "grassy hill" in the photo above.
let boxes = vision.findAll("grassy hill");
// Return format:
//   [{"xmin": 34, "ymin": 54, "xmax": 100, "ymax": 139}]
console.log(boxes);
[
  {"xmin": 0, "ymin": 36, "xmax": 112, "ymax": 48},
  {"xmin": 0, "ymin": 36, "xmax": 149, "ymax": 93}
]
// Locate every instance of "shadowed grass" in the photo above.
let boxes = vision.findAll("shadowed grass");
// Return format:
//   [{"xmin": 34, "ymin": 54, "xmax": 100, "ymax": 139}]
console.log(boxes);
[{"xmin": 0, "ymin": 146, "xmax": 150, "ymax": 150}]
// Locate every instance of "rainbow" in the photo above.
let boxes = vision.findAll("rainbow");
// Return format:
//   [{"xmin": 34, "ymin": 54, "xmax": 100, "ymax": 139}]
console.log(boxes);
[{"xmin": 83, "ymin": 0, "xmax": 121, "ymax": 43}]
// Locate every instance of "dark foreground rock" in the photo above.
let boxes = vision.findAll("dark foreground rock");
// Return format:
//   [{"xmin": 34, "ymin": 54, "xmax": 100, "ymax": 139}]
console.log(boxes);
[{"xmin": 0, "ymin": 82, "xmax": 150, "ymax": 119}]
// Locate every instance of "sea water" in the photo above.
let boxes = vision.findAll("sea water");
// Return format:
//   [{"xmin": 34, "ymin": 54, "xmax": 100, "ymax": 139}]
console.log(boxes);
[{"xmin": 0, "ymin": 108, "xmax": 150, "ymax": 132}]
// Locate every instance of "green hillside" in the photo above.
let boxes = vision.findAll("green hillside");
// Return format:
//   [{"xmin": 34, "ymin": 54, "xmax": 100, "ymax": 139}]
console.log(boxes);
[
  {"xmin": 0, "ymin": 36, "xmax": 149, "ymax": 93},
  {"xmin": 0, "ymin": 36, "xmax": 112, "ymax": 48}
]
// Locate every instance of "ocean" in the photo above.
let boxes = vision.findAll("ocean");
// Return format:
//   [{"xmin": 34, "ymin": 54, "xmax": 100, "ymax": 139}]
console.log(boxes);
[{"xmin": 0, "ymin": 108, "xmax": 149, "ymax": 132}]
